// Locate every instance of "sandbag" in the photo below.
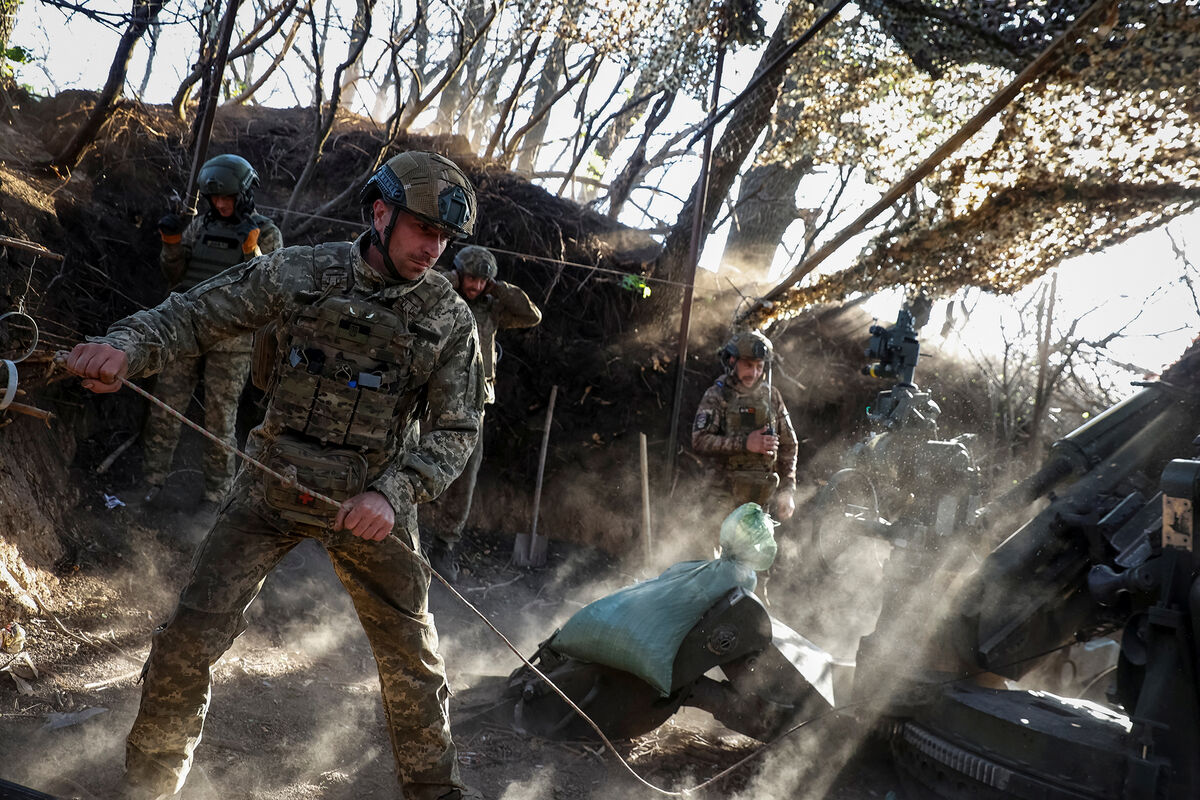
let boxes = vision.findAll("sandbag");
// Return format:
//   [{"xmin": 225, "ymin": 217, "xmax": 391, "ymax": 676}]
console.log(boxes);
[{"xmin": 551, "ymin": 503, "xmax": 776, "ymax": 696}]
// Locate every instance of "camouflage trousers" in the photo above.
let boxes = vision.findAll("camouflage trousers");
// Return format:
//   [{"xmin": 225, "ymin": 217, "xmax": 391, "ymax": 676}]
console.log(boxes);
[
  {"xmin": 125, "ymin": 480, "xmax": 465, "ymax": 800},
  {"xmin": 707, "ymin": 470, "xmax": 781, "ymax": 519},
  {"xmin": 142, "ymin": 340, "xmax": 252, "ymax": 501},
  {"xmin": 432, "ymin": 411, "xmax": 484, "ymax": 546}
]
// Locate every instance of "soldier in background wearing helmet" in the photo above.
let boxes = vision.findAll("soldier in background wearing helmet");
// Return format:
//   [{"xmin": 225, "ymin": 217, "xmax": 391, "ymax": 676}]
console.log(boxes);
[
  {"xmin": 66, "ymin": 151, "xmax": 484, "ymax": 800},
  {"xmin": 147, "ymin": 154, "xmax": 283, "ymax": 505},
  {"xmin": 426, "ymin": 245, "xmax": 542, "ymax": 579},
  {"xmin": 692, "ymin": 330, "xmax": 798, "ymax": 521}
]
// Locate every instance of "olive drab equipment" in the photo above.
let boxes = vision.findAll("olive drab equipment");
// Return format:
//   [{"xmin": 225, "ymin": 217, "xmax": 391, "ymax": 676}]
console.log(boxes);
[
  {"xmin": 720, "ymin": 380, "xmax": 778, "ymax": 482},
  {"xmin": 180, "ymin": 217, "xmax": 259, "ymax": 291},
  {"xmin": 198, "ymin": 154, "xmax": 260, "ymax": 219},
  {"xmin": 259, "ymin": 241, "xmax": 444, "ymax": 525},
  {"xmin": 454, "ymin": 246, "xmax": 498, "ymax": 280}
]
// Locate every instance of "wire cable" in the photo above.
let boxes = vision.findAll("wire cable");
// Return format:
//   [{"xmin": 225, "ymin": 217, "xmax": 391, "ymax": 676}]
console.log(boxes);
[{"xmin": 254, "ymin": 204, "xmax": 697, "ymax": 290}]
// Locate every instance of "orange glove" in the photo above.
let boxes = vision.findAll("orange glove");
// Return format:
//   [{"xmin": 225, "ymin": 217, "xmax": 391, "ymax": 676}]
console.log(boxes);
[
  {"xmin": 158, "ymin": 213, "xmax": 185, "ymax": 244},
  {"xmin": 242, "ymin": 227, "xmax": 261, "ymax": 255}
]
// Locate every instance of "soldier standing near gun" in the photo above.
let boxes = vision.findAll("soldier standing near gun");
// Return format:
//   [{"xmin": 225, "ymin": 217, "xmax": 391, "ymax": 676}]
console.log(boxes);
[
  {"xmin": 146, "ymin": 154, "xmax": 283, "ymax": 506},
  {"xmin": 66, "ymin": 151, "xmax": 484, "ymax": 800},
  {"xmin": 692, "ymin": 330, "xmax": 798, "ymax": 521},
  {"xmin": 426, "ymin": 245, "xmax": 542, "ymax": 580}
]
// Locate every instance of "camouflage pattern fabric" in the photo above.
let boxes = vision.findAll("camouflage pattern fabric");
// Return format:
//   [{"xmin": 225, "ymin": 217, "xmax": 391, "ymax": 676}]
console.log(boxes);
[
  {"xmin": 433, "ymin": 409, "xmax": 485, "ymax": 545},
  {"xmin": 95, "ymin": 233, "xmax": 484, "ymax": 798},
  {"xmin": 427, "ymin": 271, "xmax": 540, "ymax": 544},
  {"xmin": 692, "ymin": 375, "xmax": 797, "ymax": 515},
  {"xmin": 160, "ymin": 212, "xmax": 283, "ymax": 291},
  {"xmin": 141, "ymin": 344, "xmax": 253, "ymax": 500},
  {"xmin": 125, "ymin": 479, "xmax": 459, "ymax": 798},
  {"xmin": 145, "ymin": 212, "xmax": 282, "ymax": 500},
  {"xmin": 447, "ymin": 272, "xmax": 541, "ymax": 404}
]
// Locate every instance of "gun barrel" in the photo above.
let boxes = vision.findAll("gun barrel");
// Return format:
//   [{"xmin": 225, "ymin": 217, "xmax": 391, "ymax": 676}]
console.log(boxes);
[{"xmin": 992, "ymin": 386, "xmax": 1172, "ymax": 508}]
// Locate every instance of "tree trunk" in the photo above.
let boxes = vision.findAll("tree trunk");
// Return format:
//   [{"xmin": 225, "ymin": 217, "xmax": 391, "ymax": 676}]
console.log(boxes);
[
  {"xmin": 606, "ymin": 90, "xmax": 675, "ymax": 218},
  {"xmin": 512, "ymin": 42, "xmax": 565, "ymax": 175},
  {"xmin": 433, "ymin": 0, "xmax": 488, "ymax": 135},
  {"xmin": 51, "ymin": 0, "xmax": 168, "ymax": 171},
  {"xmin": 719, "ymin": 139, "xmax": 813, "ymax": 283},
  {"xmin": 636, "ymin": 0, "xmax": 809, "ymax": 324},
  {"xmin": 283, "ymin": 0, "xmax": 375, "ymax": 224}
]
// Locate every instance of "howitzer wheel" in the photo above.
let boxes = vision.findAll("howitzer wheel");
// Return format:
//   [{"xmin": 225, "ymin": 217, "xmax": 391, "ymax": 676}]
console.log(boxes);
[{"xmin": 806, "ymin": 469, "xmax": 889, "ymax": 576}]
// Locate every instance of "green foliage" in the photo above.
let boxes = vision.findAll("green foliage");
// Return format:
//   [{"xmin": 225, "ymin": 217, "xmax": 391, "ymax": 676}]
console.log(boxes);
[{"xmin": 2, "ymin": 45, "xmax": 28, "ymax": 64}]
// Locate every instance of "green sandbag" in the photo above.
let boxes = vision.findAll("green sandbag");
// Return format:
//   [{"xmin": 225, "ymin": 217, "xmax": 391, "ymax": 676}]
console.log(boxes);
[
  {"xmin": 720, "ymin": 501, "xmax": 778, "ymax": 570},
  {"xmin": 551, "ymin": 503, "xmax": 776, "ymax": 696}
]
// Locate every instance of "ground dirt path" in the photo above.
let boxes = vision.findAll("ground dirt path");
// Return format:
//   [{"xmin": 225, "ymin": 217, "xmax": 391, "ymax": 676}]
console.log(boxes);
[{"xmin": 0, "ymin": 486, "xmax": 903, "ymax": 800}]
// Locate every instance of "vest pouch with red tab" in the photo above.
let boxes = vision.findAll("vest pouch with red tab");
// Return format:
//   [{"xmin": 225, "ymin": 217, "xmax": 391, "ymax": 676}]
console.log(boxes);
[{"xmin": 262, "ymin": 435, "xmax": 368, "ymax": 527}]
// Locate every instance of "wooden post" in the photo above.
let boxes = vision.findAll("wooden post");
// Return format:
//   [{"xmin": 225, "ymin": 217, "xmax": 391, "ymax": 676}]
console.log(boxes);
[{"xmin": 640, "ymin": 432, "xmax": 652, "ymax": 565}]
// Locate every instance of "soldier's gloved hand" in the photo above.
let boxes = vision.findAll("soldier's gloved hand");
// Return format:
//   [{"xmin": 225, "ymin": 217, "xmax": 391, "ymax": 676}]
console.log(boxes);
[
  {"xmin": 746, "ymin": 426, "xmax": 779, "ymax": 457},
  {"xmin": 234, "ymin": 217, "xmax": 262, "ymax": 256},
  {"xmin": 157, "ymin": 213, "xmax": 185, "ymax": 243},
  {"xmin": 65, "ymin": 342, "xmax": 128, "ymax": 394},
  {"xmin": 334, "ymin": 491, "xmax": 395, "ymax": 541},
  {"xmin": 775, "ymin": 489, "xmax": 796, "ymax": 521},
  {"xmin": 241, "ymin": 227, "xmax": 261, "ymax": 256}
]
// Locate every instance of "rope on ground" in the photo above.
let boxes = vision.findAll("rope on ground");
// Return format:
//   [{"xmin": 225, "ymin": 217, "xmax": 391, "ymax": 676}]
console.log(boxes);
[{"xmin": 49, "ymin": 351, "xmax": 688, "ymax": 796}]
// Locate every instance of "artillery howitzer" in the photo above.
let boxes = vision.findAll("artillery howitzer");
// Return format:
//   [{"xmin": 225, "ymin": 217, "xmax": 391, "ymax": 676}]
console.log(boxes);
[
  {"xmin": 463, "ymin": 311, "xmax": 1200, "ymax": 799},
  {"xmin": 803, "ymin": 308, "xmax": 1200, "ymax": 797}
]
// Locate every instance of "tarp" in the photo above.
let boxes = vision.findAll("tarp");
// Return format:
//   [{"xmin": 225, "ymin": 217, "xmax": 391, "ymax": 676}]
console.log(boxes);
[{"xmin": 551, "ymin": 503, "xmax": 777, "ymax": 695}]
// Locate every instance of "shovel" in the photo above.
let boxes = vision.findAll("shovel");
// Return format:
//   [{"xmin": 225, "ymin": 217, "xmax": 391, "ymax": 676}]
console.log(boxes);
[{"xmin": 513, "ymin": 384, "xmax": 556, "ymax": 567}]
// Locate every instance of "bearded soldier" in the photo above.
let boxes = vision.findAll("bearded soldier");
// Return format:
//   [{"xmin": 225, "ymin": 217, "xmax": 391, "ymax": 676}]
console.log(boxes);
[
  {"xmin": 67, "ymin": 151, "xmax": 484, "ymax": 800},
  {"xmin": 427, "ymin": 245, "xmax": 542, "ymax": 579},
  {"xmin": 147, "ymin": 154, "xmax": 283, "ymax": 505},
  {"xmin": 692, "ymin": 330, "xmax": 797, "ymax": 521}
]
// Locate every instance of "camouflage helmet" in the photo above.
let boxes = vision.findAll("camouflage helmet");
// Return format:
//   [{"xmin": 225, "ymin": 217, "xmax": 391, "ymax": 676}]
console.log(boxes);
[
  {"xmin": 720, "ymin": 330, "xmax": 773, "ymax": 368},
  {"xmin": 198, "ymin": 154, "xmax": 259, "ymax": 218},
  {"xmin": 360, "ymin": 151, "xmax": 476, "ymax": 238},
  {"xmin": 454, "ymin": 246, "xmax": 498, "ymax": 279}
]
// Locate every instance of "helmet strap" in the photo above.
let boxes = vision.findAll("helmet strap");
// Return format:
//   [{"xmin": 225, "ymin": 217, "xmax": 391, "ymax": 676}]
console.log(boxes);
[{"xmin": 370, "ymin": 204, "xmax": 404, "ymax": 280}]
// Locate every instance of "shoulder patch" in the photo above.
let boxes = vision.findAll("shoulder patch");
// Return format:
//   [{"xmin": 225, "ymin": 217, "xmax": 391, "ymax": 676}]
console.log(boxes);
[{"xmin": 694, "ymin": 410, "xmax": 713, "ymax": 431}]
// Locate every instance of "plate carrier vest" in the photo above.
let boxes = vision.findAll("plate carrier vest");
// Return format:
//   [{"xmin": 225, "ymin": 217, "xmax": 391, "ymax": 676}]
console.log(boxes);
[
  {"xmin": 181, "ymin": 215, "xmax": 263, "ymax": 290},
  {"xmin": 259, "ymin": 241, "xmax": 442, "ymax": 524},
  {"xmin": 721, "ymin": 380, "xmax": 777, "ymax": 477}
]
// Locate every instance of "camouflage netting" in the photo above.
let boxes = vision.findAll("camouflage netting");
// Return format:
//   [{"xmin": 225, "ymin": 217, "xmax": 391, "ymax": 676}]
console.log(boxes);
[{"xmin": 768, "ymin": 0, "xmax": 1200, "ymax": 321}]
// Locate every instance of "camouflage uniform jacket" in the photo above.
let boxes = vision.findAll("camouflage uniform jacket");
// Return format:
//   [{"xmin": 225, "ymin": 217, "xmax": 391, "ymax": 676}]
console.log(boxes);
[
  {"xmin": 441, "ymin": 270, "xmax": 541, "ymax": 404},
  {"xmin": 691, "ymin": 375, "xmax": 798, "ymax": 488},
  {"xmin": 94, "ymin": 234, "xmax": 485, "ymax": 528}
]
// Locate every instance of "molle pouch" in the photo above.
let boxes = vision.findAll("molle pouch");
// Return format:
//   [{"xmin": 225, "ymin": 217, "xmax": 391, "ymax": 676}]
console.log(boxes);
[
  {"xmin": 262, "ymin": 435, "xmax": 368, "ymax": 527},
  {"xmin": 250, "ymin": 321, "xmax": 280, "ymax": 392}
]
